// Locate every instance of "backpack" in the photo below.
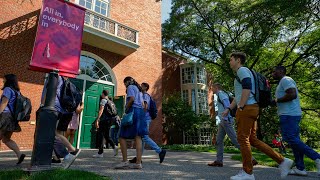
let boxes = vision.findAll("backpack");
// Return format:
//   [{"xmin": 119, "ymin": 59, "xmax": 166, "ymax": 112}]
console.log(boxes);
[
  {"xmin": 59, "ymin": 78, "xmax": 82, "ymax": 112},
  {"xmin": 236, "ymin": 69, "xmax": 272, "ymax": 108},
  {"xmin": 103, "ymin": 99, "xmax": 117, "ymax": 118},
  {"xmin": 146, "ymin": 93, "xmax": 158, "ymax": 120},
  {"xmin": 217, "ymin": 91, "xmax": 236, "ymax": 117},
  {"xmin": 8, "ymin": 89, "xmax": 32, "ymax": 122}
]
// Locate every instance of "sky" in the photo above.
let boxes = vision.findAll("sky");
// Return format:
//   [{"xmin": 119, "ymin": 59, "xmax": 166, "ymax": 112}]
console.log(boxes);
[{"xmin": 161, "ymin": 0, "xmax": 172, "ymax": 23}]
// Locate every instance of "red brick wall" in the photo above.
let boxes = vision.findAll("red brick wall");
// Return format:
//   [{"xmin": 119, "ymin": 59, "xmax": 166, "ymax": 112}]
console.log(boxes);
[{"xmin": 0, "ymin": 0, "xmax": 162, "ymax": 150}]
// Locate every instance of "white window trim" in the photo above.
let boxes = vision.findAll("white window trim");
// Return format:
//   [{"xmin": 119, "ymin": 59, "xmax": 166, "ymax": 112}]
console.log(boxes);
[{"xmin": 75, "ymin": 0, "xmax": 110, "ymax": 17}]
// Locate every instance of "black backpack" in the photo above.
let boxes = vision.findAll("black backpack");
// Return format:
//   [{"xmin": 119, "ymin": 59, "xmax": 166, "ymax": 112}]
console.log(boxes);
[
  {"xmin": 59, "ymin": 78, "xmax": 82, "ymax": 112},
  {"xmin": 103, "ymin": 99, "xmax": 117, "ymax": 118},
  {"xmin": 146, "ymin": 93, "xmax": 158, "ymax": 120},
  {"xmin": 8, "ymin": 89, "xmax": 32, "ymax": 122},
  {"xmin": 236, "ymin": 69, "xmax": 272, "ymax": 108},
  {"xmin": 217, "ymin": 91, "xmax": 236, "ymax": 117}
]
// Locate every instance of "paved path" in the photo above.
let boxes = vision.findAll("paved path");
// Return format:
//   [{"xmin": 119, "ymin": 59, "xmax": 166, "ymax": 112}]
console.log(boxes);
[{"xmin": 0, "ymin": 149, "xmax": 319, "ymax": 179}]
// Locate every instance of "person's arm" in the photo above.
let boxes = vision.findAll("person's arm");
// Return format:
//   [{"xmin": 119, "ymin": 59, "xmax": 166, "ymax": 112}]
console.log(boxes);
[
  {"xmin": 221, "ymin": 98, "xmax": 237, "ymax": 117},
  {"xmin": 276, "ymin": 88, "xmax": 297, "ymax": 103},
  {"xmin": 238, "ymin": 77, "xmax": 252, "ymax": 109},
  {"xmin": 125, "ymin": 96, "xmax": 134, "ymax": 113},
  {"xmin": 75, "ymin": 102, "xmax": 84, "ymax": 114},
  {"xmin": 0, "ymin": 97, "xmax": 9, "ymax": 114},
  {"xmin": 95, "ymin": 105, "xmax": 104, "ymax": 129}
]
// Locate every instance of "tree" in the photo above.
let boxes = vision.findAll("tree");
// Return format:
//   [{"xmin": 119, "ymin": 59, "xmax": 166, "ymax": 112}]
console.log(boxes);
[{"xmin": 163, "ymin": 0, "xmax": 320, "ymax": 145}]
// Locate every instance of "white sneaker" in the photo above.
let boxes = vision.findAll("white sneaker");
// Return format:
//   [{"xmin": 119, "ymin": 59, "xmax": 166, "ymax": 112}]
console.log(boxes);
[
  {"xmin": 288, "ymin": 168, "xmax": 307, "ymax": 176},
  {"xmin": 115, "ymin": 161, "xmax": 130, "ymax": 169},
  {"xmin": 92, "ymin": 153, "xmax": 103, "ymax": 158},
  {"xmin": 315, "ymin": 158, "xmax": 320, "ymax": 175},
  {"xmin": 279, "ymin": 158, "xmax": 293, "ymax": 179},
  {"xmin": 63, "ymin": 154, "xmax": 76, "ymax": 169},
  {"xmin": 230, "ymin": 170, "xmax": 255, "ymax": 180},
  {"xmin": 130, "ymin": 163, "xmax": 142, "ymax": 169},
  {"xmin": 113, "ymin": 146, "xmax": 119, "ymax": 156}
]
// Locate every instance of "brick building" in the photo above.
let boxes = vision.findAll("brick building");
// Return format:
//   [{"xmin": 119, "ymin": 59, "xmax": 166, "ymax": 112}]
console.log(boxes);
[{"xmin": 0, "ymin": 0, "xmax": 162, "ymax": 150}]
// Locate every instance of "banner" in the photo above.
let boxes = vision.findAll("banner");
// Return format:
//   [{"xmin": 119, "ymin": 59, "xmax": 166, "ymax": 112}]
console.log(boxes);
[{"xmin": 30, "ymin": 0, "xmax": 85, "ymax": 77}]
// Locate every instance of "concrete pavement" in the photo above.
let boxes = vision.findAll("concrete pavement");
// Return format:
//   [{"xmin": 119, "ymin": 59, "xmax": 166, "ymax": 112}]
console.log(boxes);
[{"xmin": 0, "ymin": 149, "xmax": 319, "ymax": 179}]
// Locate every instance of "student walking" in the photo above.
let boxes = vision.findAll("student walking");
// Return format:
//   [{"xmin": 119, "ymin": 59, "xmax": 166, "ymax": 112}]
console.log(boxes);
[
  {"xmin": 208, "ymin": 83, "xmax": 257, "ymax": 167},
  {"xmin": 41, "ymin": 75, "xmax": 81, "ymax": 168},
  {"xmin": 272, "ymin": 66, "xmax": 320, "ymax": 176},
  {"xmin": 222, "ymin": 52, "xmax": 293, "ymax": 180},
  {"xmin": 65, "ymin": 102, "xmax": 84, "ymax": 144},
  {"xmin": 93, "ymin": 90, "xmax": 118, "ymax": 158},
  {"xmin": 0, "ymin": 74, "xmax": 25, "ymax": 165},
  {"xmin": 129, "ymin": 82, "xmax": 166, "ymax": 164},
  {"xmin": 115, "ymin": 77, "xmax": 148, "ymax": 169}
]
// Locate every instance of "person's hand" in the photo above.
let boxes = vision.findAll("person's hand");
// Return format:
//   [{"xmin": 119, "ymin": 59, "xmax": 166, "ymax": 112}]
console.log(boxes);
[
  {"xmin": 95, "ymin": 120, "xmax": 99, "ymax": 129},
  {"xmin": 270, "ymin": 99, "xmax": 277, "ymax": 107},
  {"xmin": 221, "ymin": 109, "xmax": 229, "ymax": 117}
]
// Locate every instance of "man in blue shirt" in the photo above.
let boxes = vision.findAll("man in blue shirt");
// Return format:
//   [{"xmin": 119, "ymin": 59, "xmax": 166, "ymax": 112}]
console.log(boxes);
[
  {"xmin": 272, "ymin": 66, "xmax": 320, "ymax": 176},
  {"xmin": 223, "ymin": 52, "xmax": 293, "ymax": 180},
  {"xmin": 208, "ymin": 83, "xmax": 257, "ymax": 167}
]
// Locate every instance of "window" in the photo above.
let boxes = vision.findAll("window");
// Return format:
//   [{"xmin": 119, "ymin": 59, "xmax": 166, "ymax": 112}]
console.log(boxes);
[
  {"xmin": 78, "ymin": 0, "xmax": 109, "ymax": 16},
  {"xmin": 182, "ymin": 90, "xmax": 189, "ymax": 104},
  {"xmin": 197, "ymin": 67, "xmax": 206, "ymax": 84},
  {"xmin": 198, "ymin": 89, "xmax": 208, "ymax": 114},
  {"xmin": 182, "ymin": 67, "xmax": 195, "ymax": 84},
  {"xmin": 79, "ymin": 55, "xmax": 113, "ymax": 82}
]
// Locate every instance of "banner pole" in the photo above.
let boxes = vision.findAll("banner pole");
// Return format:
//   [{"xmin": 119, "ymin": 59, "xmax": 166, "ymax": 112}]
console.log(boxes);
[{"xmin": 28, "ymin": 70, "xmax": 59, "ymax": 171}]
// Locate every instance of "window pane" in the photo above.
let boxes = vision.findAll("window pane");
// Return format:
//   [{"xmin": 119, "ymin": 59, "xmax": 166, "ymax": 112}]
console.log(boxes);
[
  {"xmin": 86, "ymin": 2, "xmax": 92, "ymax": 9},
  {"xmin": 101, "ymin": 3, "xmax": 106, "ymax": 9},
  {"xmin": 101, "ymin": 9, "xmax": 106, "ymax": 15},
  {"xmin": 96, "ymin": 0, "xmax": 101, "ymax": 6},
  {"xmin": 79, "ymin": 0, "xmax": 85, "ymax": 6}
]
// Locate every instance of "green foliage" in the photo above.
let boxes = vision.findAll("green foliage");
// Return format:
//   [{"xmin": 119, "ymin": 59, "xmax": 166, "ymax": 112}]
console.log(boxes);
[
  {"xmin": 0, "ymin": 169, "xmax": 109, "ymax": 180},
  {"xmin": 162, "ymin": 93, "xmax": 210, "ymax": 134},
  {"xmin": 163, "ymin": 0, "xmax": 320, "ymax": 147}
]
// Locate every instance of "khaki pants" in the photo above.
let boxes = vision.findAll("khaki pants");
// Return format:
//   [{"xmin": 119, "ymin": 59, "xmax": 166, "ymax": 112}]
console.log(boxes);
[{"xmin": 236, "ymin": 104, "xmax": 284, "ymax": 174}]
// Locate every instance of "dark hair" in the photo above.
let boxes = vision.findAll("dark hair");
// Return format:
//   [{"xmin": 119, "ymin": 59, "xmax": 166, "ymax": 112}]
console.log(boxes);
[
  {"xmin": 123, "ymin": 76, "xmax": 142, "ymax": 92},
  {"xmin": 102, "ymin": 90, "xmax": 109, "ymax": 96},
  {"xmin": 275, "ymin": 66, "xmax": 286, "ymax": 74},
  {"xmin": 2, "ymin": 74, "xmax": 20, "ymax": 91},
  {"xmin": 230, "ymin": 52, "xmax": 246, "ymax": 64},
  {"xmin": 141, "ymin": 82, "xmax": 149, "ymax": 91},
  {"xmin": 213, "ymin": 83, "xmax": 223, "ymax": 90}
]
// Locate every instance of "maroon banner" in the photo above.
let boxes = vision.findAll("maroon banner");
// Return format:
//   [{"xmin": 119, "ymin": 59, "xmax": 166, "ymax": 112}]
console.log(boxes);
[{"xmin": 30, "ymin": 0, "xmax": 85, "ymax": 77}]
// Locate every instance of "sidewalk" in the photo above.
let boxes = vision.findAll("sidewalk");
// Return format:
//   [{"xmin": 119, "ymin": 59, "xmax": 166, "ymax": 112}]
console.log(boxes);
[{"xmin": 0, "ymin": 149, "xmax": 319, "ymax": 179}]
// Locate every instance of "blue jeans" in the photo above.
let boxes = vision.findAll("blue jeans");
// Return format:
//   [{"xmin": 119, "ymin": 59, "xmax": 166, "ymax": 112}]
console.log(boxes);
[
  {"xmin": 142, "ymin": 119, "xmax": 162, "ymax": 154},
  {"xmin": 53, "ymin": 137, "xmax": 68, "ymax": 159},
  {"xmin": 280, "ymin": 115, "xmax": 320, "ymax": 170},
  {"xmin": 216, "ymin": 119, "xmax": 240, "ymax": 162},
  {"xmin": 110, "ymin": 127, "xmax": 119, "ymax": 146}
]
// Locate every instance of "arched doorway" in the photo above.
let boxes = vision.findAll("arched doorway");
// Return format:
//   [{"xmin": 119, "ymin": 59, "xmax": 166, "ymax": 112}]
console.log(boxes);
[{"xmin": 72, "ymin": 51, "xmax": 119, "ymax": 149}]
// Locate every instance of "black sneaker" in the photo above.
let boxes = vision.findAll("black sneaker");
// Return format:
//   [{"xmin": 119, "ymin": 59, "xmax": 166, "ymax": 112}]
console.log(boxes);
[
  {"xmin": 70, "ymin": 149, "xmax": 81, "ymax": 157},
  {"xmin": 159, "ymin": 150, "xmax": 166, "ymax": 163},
  {"xmin": 129, "ymin": 157, "xmax": 143, "ymax": 164},
  {"xmin": 52, "ymin": 158, "xmax": 61, "ymax": 164},
  {"xmin": 17, "ymin": 154, "xmax": 26, "ymax": 165}
]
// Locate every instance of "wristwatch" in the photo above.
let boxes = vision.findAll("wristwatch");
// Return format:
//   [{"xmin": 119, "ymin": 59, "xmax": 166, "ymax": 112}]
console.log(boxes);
[{"xmin": 239, "ymin": 106, "xmax": 245, "ymax": 111}]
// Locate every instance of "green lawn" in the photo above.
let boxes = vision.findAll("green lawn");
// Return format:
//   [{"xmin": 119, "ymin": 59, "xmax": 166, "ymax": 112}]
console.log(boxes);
[
  {"xmin": 163, "ymin": 144, "xmax": 319, "ymax": 172},
  {"xmin": 0, "ymin": 169, "xmax": 110, "ymax": 180}
]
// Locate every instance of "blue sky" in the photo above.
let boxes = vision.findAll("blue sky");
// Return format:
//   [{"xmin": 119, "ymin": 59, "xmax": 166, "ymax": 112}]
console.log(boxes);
[{"xmin": 161, "ymin": 0, "xmax": 172, "ymax": 23}]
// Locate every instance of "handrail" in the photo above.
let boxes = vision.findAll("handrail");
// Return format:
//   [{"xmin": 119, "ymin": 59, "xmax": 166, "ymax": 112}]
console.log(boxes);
[{"xmin": 83, "ymin": 8, "xmax": 139, "ymax": 44}]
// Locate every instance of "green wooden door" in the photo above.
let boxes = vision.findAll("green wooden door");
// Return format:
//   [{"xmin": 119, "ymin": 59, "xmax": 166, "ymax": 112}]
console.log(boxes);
[
  {"xmin": 113, "ymin": 96, "xmax": 125, "ymax": 118},
  {"xmin": 80, "ymin": 81, "xmax": 114, "ymax": 148}
]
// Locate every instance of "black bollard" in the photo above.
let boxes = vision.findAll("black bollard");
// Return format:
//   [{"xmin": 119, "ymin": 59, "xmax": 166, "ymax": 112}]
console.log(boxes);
[{"xmin": 29, "ymin": 71, "xmax": 59, "ymax": 170}]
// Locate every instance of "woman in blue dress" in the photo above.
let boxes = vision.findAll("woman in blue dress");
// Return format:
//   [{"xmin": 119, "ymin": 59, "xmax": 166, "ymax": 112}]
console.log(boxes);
[{"xmin": 115, "ymin": 76, "xmax": 148, "ymax": 169}]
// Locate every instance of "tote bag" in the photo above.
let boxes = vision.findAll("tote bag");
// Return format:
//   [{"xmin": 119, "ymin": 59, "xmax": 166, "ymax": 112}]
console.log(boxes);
[{"xmin": 121, "ymin": 111, "xmax": 133, "ymax": 126}]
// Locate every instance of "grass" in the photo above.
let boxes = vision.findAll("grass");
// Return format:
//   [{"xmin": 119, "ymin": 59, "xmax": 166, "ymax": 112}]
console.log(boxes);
[
  {"xmin": 163, "ymin": 144, "xmax": 319, "ymax": 172},
  {"xmin": 0, "ymin": 169, "xmax": 110, "ymax": 180}
]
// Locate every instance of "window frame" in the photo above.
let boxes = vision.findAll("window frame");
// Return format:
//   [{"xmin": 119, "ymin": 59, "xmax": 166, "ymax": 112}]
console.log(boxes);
[{"xmin": 76, "ymin": 0, "xmax": 110, "ymax": 17}]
